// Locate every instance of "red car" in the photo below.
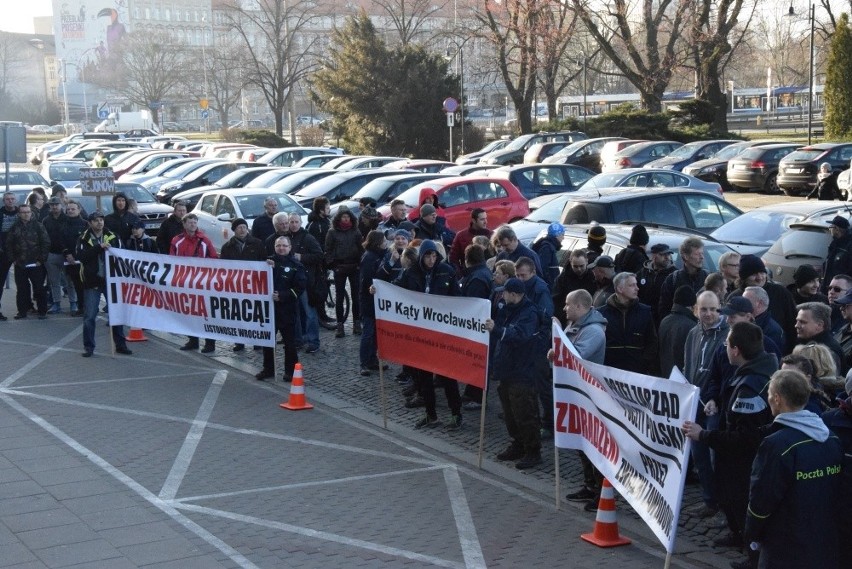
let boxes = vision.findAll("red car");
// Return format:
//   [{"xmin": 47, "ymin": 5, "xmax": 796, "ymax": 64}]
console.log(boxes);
[{"xmin": 377, "ymin": 177, "xmax": 529, "ymax": 232}]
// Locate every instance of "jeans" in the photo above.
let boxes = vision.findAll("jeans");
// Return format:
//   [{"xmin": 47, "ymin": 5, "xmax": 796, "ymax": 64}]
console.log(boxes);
[
  {"xmin": 15, "ymin": 264, "xmax": 48, "ymax": 316},
  {"xmin": 45, "ymin": 252, "xmax": 66, "ymax": 306},
  {"xmin": 83, "ymin": 286, "xmax": 127, "ymax": 353},
  {"xmin": 359, "ymin": 314, "xmax": 377, "ymax": 367},
  {"xmin": 297, "ymin": 291, "xmax": 319, "ymax": 348}
]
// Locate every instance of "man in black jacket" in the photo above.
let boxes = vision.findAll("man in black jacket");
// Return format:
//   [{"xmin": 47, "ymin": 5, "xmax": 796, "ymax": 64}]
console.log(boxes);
[
  {"xmin": 5, "ymin": 204, "xmax": 50, "ymax": 319},
  {"xmin": 822, "ymin": 215, "xmax": 852, "ymax": 294},
  {"xmin": 250, "ymin": 197, "xmax": 279, "ymax": 244},
  {"xmin": 795, "ymin": 301, "xmax": 845, "ymax": 373},
  {"xmin": 659, "ymin": 237, "xmax": 706, "ymax": 319},
  {"xmin": 104, "ymin": 192, "xmax": 139, "ymax": 245},
  {"xmin": 599, "ymin": 271, "xmax": 658, "ymax": 375},
  {"xmin": 221, "ymin": 217, "xmax": 266, "ymax": 352},
  {"xmin": 286, "ymin": 213, "xmax": 324, "ymax": 353},
  {"xmin": 155, "ymin": 201, "xmax": 186, "ymax": 254},
  {"xmin": 637, "ymin": 243, "xmax": 676, "ymax": 325}
]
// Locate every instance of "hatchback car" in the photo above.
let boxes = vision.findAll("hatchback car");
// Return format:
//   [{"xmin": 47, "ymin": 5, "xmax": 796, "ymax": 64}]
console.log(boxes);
[
  {"xmin": 257, "ymin": 146, "xmax": 343, "ymax": 167},
  {"xmin": 598, "ymin": 139, "xmax": 645, "ymax": 171},
  {"xmin": 455, "ymin": 138, "xmax": 511, "ymax": 165},
  {"xmin": 542, "ymin": 137, "xmax": 627, "ymax": 172},
  {"xmin": 480, "ymin": 131, "xmax": 587, "ymax": 165},
  {"xmin": 509, "ymin": 193, "xmax": 578, "ymax": 245},
  {"xmin": 522, "ymin": 141, "xmax": 573, "ymax": 164},
  {"xmin": 155, "ymin": 161, "xmax": 261, "ymax": 203},
  {"xmin": 761, "ymin": 222, "xmax": 838, "ymax": 286},
  {"xmin": 601, "ymin": 140, "xmax": 683, "ymax": 172},
  {"xmin": 682, "ymin": 140, "xmax": 788, "ymax": 192},
  {"xmin": 290, "ymin": 170, "xmax": 411, "ymax": 208},
  {"xmin": 559, "ymin": 188, "xmax": 741, "ymax": 231},
  {"xmin": 488, "ymin": 164, "xmax": 595, "ymax": 199},
  {"xmin": 580, "ymin": 168, "xmax": 723, "ymax": 196},
  {"xmin": 778, "ymin": 142, "xmax": 852, "ymax": 196},
  {"xmin": 644, "ymin": 139, "xmax": 738, "ymax": 171},
  {"xmin": 377, "ymin": 177, "xmax": 530, "ymax": 232},
  {"xmin": 331, "ymin": 173, "xmax": 454, "ymax": 217},
  {"xmin": 38, "ymin": 161, "xmax": 88, "ymax": 189},
  {"xmin": 726, "ymin": 143, "xmax": 800, "ymax": 193}
]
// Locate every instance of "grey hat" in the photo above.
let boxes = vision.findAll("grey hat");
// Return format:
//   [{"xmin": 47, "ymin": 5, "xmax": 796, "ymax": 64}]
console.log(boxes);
[
  {"xmin": 393, "ymin": 228, "xmax": 412, "ymax": 241},
  {"xmin": 87, "ymin": 210, "xmax": 105, "ymax": 221},
  {"xmin": 588, "ymin": 255, "xmax": 614, "ymax": 269},
  {"xmin": 420, "ymin": 203, "xmax": 437, "ymax": 217}
]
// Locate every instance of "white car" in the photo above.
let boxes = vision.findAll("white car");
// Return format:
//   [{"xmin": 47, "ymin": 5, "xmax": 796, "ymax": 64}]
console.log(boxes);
[{"xmin": 192, "ymin": 188, "xmax": 308, "ymax": 251}]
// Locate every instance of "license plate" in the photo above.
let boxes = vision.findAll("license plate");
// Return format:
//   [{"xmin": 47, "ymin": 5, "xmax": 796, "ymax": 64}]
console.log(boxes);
[
  {"xmin": 145, "ymin": 222, "xmax": 162, "ymax": 229},
  {"xmin": 786, "ymin": 168, "xmax": 802, "ymax": 174},
  {"xmin": 732, "ymin": 164, "xmax": 746, "ymax": 170}
]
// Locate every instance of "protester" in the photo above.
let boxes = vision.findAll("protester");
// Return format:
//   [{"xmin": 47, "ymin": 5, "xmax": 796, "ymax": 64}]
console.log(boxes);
[
  {"xmin": 599, "ymin": 271, "xmax": 658, "ymax": 375},
  {"xmin": 61, "ymin": 200, "xmax": 87, "ymax": 316},
  {"xmin": 743, "ymin": 286, "xmax": 786, "ymax": 353},
  {"xmin": 702, "ymin": 272, "xmax": 727, "ymax": 303},
  {"xmin": 659, "ymin": 285, "xmax": 698, "ymax": 377},
  {"xmin": 826, "ymin": 274, "xmax": 852, "ymax": 332},
  {"xmin": 794, "ymin": 301, "xmax": 844, "ymax": 373},
  {"xmin": 552, "ymin": 249, "xmax": 596, "ymax": 325},
  {"xmin": 781, "ymin": 353, "xmax": 834, "ymax": 413},
  {"xmin": 220, "ymin": 218, "xmax": 266, "ymax": 352},
  {"xmin": 717, "ymin": 251, "xmax": 740, "ymax": 295},
  {"xmin": 822, "ymin": 216, "xmax": 852, "ymax": 295},
  {"xmin": 104, "ymin": 192, "xmax": 140, "ymax": 244},
  {"xmin": 731, "ymin": 254, "xmax": 798, "ymax": 353},
  {"xmin": 250, "ymin": 197, "xmax": 279, "ymax": 243},
  {"xmin": 459, "ymin": 244, "xmax": 494, "ymax": 409},
  {"xmin": 126, "ymin": 220, "xmax": 155, "ymax": 253},
  {"xmin": 378, "ymin": 199, "xmax": 408, "ymax": 238},
  {"xmin": 358, "ymin": 230, "xmax": 387, "ymax": 376},
  {"xmin": 614, "ymin": 224, "xmax": 649, "ymax": 274},
  {"xmin": 531, "ymin": 222, "xmax": 563, "ymax": 289},
  {"xmin": 792, "ymin": 342, "xmax": 845, "ymax": 402},
  {"xmin": 171, "ymin": 213, "xmax": 218, "ymax": 353},
  {"xmin": 42, "ymin": 196, "xmax": 68, "ymax": 314},
  {"xmin": 376, "ymin": 229, "xmax": 411, "ymax": 284},
  {"xmin": 659, "ymin": 237, "xmax": 706, "ymax": 319},
  {"xmin": 286, "ymin": 213, "xmax": 324, "ymax": 354},
  {"xmin": 493, "ymin": 225, "xmax": 543, "ymax": 276},
  {"xmin": 585, "ymin": 225, "xmax": 605, "ymax": 263},
  {"xmin": 325, "ymin": 206, "xmax": 363, "ymax": 337},
  {"xmin": 156, "ymin": 201, "xmax": 186, "ymax": 254},
  {"xmin": 449, "ymin": 208, "xmax": 492, "ymax": 272},
  {"xmin": 637, "ymin": 243, "xmax": 676, "ymax": 324},
  {"xmin": 4, "ymin": 203, "xmax": 50, "ymax": 319},
  {"xmin": 357, "ymin": 205, "xmax": 381, "ymax": 239},
  {"xmin": 0, "ymin": 192, "xmax": 19, "ymax": 320},
  {"xmin": 589, "ymin": 255, "xmax": 615, "ymax": 309},
  {"xmin": 787, "ymin": 264, "xmax": 829, "ymax": 305},
  {"xmin": 820, "ymin": 375, "xmax": 852, "ymax": 560}
]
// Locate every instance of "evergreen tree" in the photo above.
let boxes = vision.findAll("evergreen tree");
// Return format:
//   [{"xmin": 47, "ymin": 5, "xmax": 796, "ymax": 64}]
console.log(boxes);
[
  {"xmin": 312, "ymin": 11, "xmax": 458, "ymax": 157},
  {"xmin": 825, "ymin": 13, "xmax": 852, "ymax": 140}
]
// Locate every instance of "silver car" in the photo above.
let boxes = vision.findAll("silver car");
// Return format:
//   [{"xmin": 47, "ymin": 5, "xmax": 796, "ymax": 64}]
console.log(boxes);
[{"xmin": 580, "ymin": 168, "xmax": 724, "ymax": 197}]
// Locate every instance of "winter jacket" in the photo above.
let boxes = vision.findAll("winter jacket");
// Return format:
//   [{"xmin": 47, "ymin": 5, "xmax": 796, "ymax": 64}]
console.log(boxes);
[
  {"xmin": 170, "ymin": 230, "xmax": 218, "ymax": 259},
  {"xmin": 495, "ymin": 242, "xmax": 544, "ymax": 277},
  {"xmin": 745, "ymin": 413, "xmax": 843, "ymax": 569},
  {"xmin": 658, "ymin": 305, "xmax": 698, "ymax": 377},
  {"xmin": 358, "ymin": 246, "xmax": 386, "ymax": 318},
  {"xmin": 821, "ymin": 397, "xmax": 852, "ymax": 560},
  {"xmin": 306, "ymin": 212, "xmax": 331, "ymax": 252},
  {"xmin": 658, "ymin": 267, "xmax": 708, "ymax": 323},
  {"xmin": 491, "ymin": 296, "xmax": 544, "ymax": 385},
  {"xmin": 753, "ymin": 310, "xmax": 786, "ymax": 358},
  {"xmin": 126, "ymin": 234, "xmax": 157, "ymax": 253},
  {"xmin": 5, "ymin": 218, "xmax": 50, "ymax": 266},
  {"xmin": 156, "ymin": 214, "xmax": 184, "ymax": 254},
  {"xmin": 552, "ymin": 267, "xmax": 596, "ymax": 326},
  {"xmin": 786, "ymin": 283, "xmax": 829, "ymax": 307},
  {"xmin": 250, "ymin": 213, "xmax": 276, "ymax": 244},
  {"xmin": 614, "ymin": 244, "xmax": 648, "ymax": 275},
  {"xmin": 796, "ymin": 328, "xmax": 845, "ymax": 374},
  {"xmin": 220, "ymin": 234, "xmax": 266, "ymax": 262},
  {"xmin": 271, "ymin": 253, "xmax": 307, "ymax": 316},
  {"xmin": 60, "ymin": 215, "xmax": 88, "ymax": 257},
  {"xmin": 103, "ymin": 193, "xmax": 140, "ymax": 244},
  {"xmin": 286, "ymin": 228, "xmax": 324, "ymax": 291},
  {"xmin": 393, "ymin": 240, "xmax": 458, "ymax": 296},
  {"xmin": 76, "ymin": 227, "xmax": 120, "ymax": 289},
  {"xmin": 565, "ymin": 308, "xmax": 607, "ymax": 364},
  {"xmin": 806, "ymin": 172, "xmax": 840, "ymax": 200},
  {"xmin": 598, "ymin": 294, "xmax": 658, "ymax": 375},
  {"xmin": 449, "ymin": 225, "xmax": 493, "ymax": 270},
  {"xmin": 42, "ymin": 213, "xmax": 68, "ymax": 254},
  {"xmin": 524, "ymin": 275, "xmax": 554, "ymax": 319},
  {"xmin": 459, "ymin": 262, "xmax": 493, "ymax": 300},
  {"xmin": 531, "ymin": 235, "xmax": 562, "ymax": 290},
  {"xmin": 376, "ymin": 247, "xmax": 406, "ymax": 283},
  {"xmin": 822, "ymin": 233, "xmax": 852, "ymax": 295},
  {"xmin": 684, "ymin": 318, "xmax": 729, "ymax": 392},
  {"xmin": 729, "ymin": 282, "xmax": 798, "ymax": 353},
  {"xmin": 325, "ymin": 209, "xmax": 363, "ymax": 268},
  {"xmin": 637, "ymin": 261, "xmax": 676, "ymax": 324},
  {"xmin": 0, "ymin": 205, "xmax": 17, "ymax": 249}
]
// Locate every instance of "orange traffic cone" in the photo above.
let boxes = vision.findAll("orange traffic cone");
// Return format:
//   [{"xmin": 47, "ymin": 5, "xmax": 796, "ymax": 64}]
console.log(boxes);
[
  {"xmin": 126, "ymin": 328, "xmax": 148, "ymax": 342},
  {"xmin": 279, "ymin": 363, "xmax": 313, "ymax": 410},
  {"xmin": 580, "ymin": 479, "xmax": 631, "ymax": 548}
]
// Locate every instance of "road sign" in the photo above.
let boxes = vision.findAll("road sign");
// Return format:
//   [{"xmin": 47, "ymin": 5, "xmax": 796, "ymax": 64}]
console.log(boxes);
[
  {"xmin": 443, "ymin": 97, "xmax": 459, "ymax": 112},
  {"xmin": 200, "ymin": 98, "xmax": 209, "ymax": 110},
  {"xmin": 201, "ymin": 110, "xmax": 209, "ymax": 119},
  {"xmin": 98, "ymin": 109, "xmax": 109, "ymax": 119},
  {"xmin": 446, "ymin": 112, "xmax": 455, "ymax": 127},
  {"xmin": 454, "ymin": 110, "xmax": 462, "ymax": 124}
]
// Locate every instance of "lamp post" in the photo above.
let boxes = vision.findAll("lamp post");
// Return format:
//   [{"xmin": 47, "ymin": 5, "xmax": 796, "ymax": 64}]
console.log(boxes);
[
  {"xmin": 580, "ymin": 53, "xmax": 587, "ymax": 130},
  {"xmin": 58, "ymin": 59, "xmax": 70, "ymax": 136},
  {"xmin": 447, "ymin": 36, "xmax": 474, "ymax": 155},
  {"xmin": 201, "ymin": 15, "xmax": 210, "ymax": 133},
  {"xmin": 788, "ymin": 2, "xmax": 815, "ymax": 144}
]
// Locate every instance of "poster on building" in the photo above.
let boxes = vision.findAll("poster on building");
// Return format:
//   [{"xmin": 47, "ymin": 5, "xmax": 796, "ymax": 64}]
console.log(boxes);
[
  {"xmin": 551, "ymin": 322, "xmax": 699, "ymax": 553},
  {"xmin": 105, "ymin": 248, "xmax": 276, "ymax": 348},
  {"xmin": 372, "ymin": 281, "xmax": 490, "ymax": 388}
]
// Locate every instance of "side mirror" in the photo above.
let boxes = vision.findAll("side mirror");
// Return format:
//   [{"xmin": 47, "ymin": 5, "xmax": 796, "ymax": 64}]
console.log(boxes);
[{"xmin": 216, "ymin": 213, "xmax": 232, "ymax": 222}]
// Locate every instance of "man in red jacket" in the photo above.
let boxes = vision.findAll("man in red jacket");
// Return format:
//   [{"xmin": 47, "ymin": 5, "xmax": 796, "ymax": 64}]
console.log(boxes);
[
  {"xmin": 170, "ymin": 213, "xmax": 218, "ymax": 352},
  {"xmin": 449, "ymin": 208, "xmax": 492, "ymax": 272}
]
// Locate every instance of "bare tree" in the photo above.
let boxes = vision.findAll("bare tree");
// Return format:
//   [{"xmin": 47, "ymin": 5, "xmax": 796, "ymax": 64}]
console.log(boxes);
[
  {"xmin": 371, "ymin": 0, "xmax": 448, "ymax": 47},
  {"xmin": 183, "ymin": 36, "xmax": 248, "ymax": 131},
  {"xmin": 571, "ymin": 0, "xmax": 692, "ymax": 113},
  {"xmin": 536, "ymin": 3, "xmax": 579, "ymax": 119},
  {"xmin": 221, "ymin": 0, "xmax": 320, "ymax": 137}
]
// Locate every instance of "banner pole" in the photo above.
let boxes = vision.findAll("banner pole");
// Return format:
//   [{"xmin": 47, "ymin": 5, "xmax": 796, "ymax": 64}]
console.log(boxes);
[
  {"xmin": 379, "ymin": 358, "xmax": 388, "ymax": 430},
  {"xmin": 663, "ymin": 552, "xmax": 672, "ymax": 569},
  {"xmin": 554, "ymin": 446, "xmax": 561, "ymax": 509},
  {"xmin": 476, "ymin": 382, "xmax": 487, "ymax": 469}
]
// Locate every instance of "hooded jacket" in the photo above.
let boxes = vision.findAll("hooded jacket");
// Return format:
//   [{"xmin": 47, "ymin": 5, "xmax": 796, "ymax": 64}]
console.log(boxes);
[
  {"xmin": 103, "ymin": 192, "xmax": 140, "ymax": 244},
  {"xmin": 324, "ymin": 208, "xmax": 363, "ymax": 267},
  {"xmin": 565, "ymin": 308, "xmax": 607, "ymax": 364},
  {"xmin": 170, "ymin": 228, "xmax": 217, "ymax": 259},
  {"xmin": 306, "ymin": 211, "xmax": 331, "ymax": 252},
  {"xmin": 393, "ymin": 240, "xmax": 457, "ymax": 296},
  {"xmin": 745, "ymin": 411, "xmax": 843, "ymax": 569},
  {"xmin": 524, "ymin": 275, "xmax": 554, "ymax": 319},
  {"xmin": 495, "ymin": 242, "xmax": 544, "ymax": 277},
  {"xmin": 599, "ymin": 294, "xmax": 658, "ymax": 375},
  {"xmin": 532, "ymin": 235, "xmax": 562, "ymax": 290}
]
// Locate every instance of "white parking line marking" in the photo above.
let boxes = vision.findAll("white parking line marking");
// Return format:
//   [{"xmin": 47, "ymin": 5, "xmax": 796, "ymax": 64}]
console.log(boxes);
[
  {"xmin": 159, "ymin": 370, "xmax": 228, "ymax": 500},
  {"xmin": 0, "ymin": 324, "xmax": 83, "ymax": 389},
  {"xmin": 444, "ymin": 467, "xmax": 487, "ymax": 569},
  {"xmin": 13, "ymin": 371, "xmax": 213, "ymax": 389}
]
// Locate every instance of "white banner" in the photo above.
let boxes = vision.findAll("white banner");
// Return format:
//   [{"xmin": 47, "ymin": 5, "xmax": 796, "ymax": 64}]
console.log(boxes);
[
  {"xmin": 105, "ymin": 248, "xmax": 276, "ymax": 347},
  {"xmin": 552, "ymin": 322, "xmax": 699, "ymax": 552},
  {"xmin": 373, "ymin": 281, "xmax": 490, "ymax": 388}
]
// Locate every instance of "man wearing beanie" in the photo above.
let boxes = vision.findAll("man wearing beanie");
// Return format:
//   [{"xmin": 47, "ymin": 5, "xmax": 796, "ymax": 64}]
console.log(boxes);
[
  {"xmin": 221, "ymin": 217, "xmax": 266, "ymax": 352},
  {"xmin": 822, "ymin": 215, "xmax": 852, "ymax": 294},
  {"xmin": 614, "ymin": 223, "xmax": 649, "ymax": 274},
  {"xmin": 449, "ymin": 208, "xmax": 492, "ymax": 272},
  {"xmin": 659, "ymin": 237, "xmax": 707, "ymax": 320},
  {"xmin": 730, "ymin": 254, "xmax": 798, "ymax": 353},
  {"xmin": 659, "ymin": 285, "xmax": 698, "ymax": 377},
  {"xmin": 414, "ymin": 203, "xmax": 452, "ymax": 246},
  {"xmin": 787, "ymin": 264, "xmax": 828, "ymax": 305},
  {"xmin": 586, "ymin": 225, "xmax": 606, "ymax": 263}
]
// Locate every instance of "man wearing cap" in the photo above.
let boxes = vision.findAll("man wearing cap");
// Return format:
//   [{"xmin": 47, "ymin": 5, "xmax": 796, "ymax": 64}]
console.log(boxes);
[
  {"xmin": 156, "ymin": 201, "xmax": 187, "ymax": 254},
  {"xmin": 659, "ymin": 237, "xmax": 707, "ymax": 321},
  {"xmin": 5, "ymin": 203, "xmax": 50, "ymax": 320},
  {"xmin": 659, "ymin": 285, "xmax": 698, "ymax": 377},
  {"xmin": 126, "ymin": 219, "xmax": 156, "ymax": 253},
  {"xmin": 614, "ymin": 224, "xmax": 649, "ymax": 274},
  {"xmin": 586, "ymin": 225, "xmax": 606, "ymax": 263},
  {"xmin": 76, "ymin": 210, "xmax": 132, "ymax": 357},
  {"xmin": 826, "ymin": 274, "xmax": 852, "ymax": 332},
  {"xmin": 823, "ymin": 215, "xmax": 852, "ymax": 294},
  {"xmin": 60, "ymin": 200, "xmax": 87, "ymax": 316},
  {"xmin": 486, "ymin": 277, "xmax": 545, "ymax": 469},
  {"xmin": 599, "ymin": 271, "xmax": 658, "ymax": 374},
  {"xmin": 552, "ymin": 249, "xmax": 595, "ymax": 326},
  {"xmin": 449, "ymin": 208, "xmax": 492, "ymax": 273},
  {"xmin": 833, "ymin": 290, "xmax": 852, "ymax": 370},
  {"xmin": 589, "ymin": 255, "xmax": 616, "ymax": 309},
  {"xmin": 731, "ymin": 254, "xmax": 798, "ymax": 353},
  {"xmin": 795, "ymin": 301, "xmax": 845, "ymax": 373},
  {"xmin": 221, "ymin": 217, "xmax": 267, "ymax": 352},
  {"xmin": 494, "ymin": 225, "xmax": 544, "ymax": 276},
  {"xmin": 531, "ymin": 222, "xmax": 563, "ymax": 290},
  {"xmin": 637, "ymin": 243, "xmax": 677, "ymax": 324},
  {"xmin": 42, "ymin": 196, "xmax": 69, "ymax": 314},
  {"xmin": 285, "ymin": 213, "xmax": 324, "ymax": 354},
  {"xmin": 171, "ymin": 213, "xmax": 218, "ymax": 353}
]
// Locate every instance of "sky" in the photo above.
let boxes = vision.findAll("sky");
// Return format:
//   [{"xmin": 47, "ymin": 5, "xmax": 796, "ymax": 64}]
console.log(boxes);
[{"xmin": 2, "ymin": 0, "xmax": 53, "ymax": 34}]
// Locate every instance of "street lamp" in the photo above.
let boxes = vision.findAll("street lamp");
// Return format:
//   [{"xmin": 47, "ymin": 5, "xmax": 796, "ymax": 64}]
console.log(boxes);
[
  {"xmin": 58, "ymin": 59, "xmax": 70, "ymax": 136},
  {"xmin": 201, "ymin": 15, "xmax": 210, "ymax": 133},
  {"xmin": 579, "ymin": 54, "xmax": 587, "ymax": 130},
  {"xmin": 788, "ymin": 2, "xmax": 816, "ymax": 144},
  {"xmin": 446, "ymin": 42, "xmax": 467, "ymax": 155}
]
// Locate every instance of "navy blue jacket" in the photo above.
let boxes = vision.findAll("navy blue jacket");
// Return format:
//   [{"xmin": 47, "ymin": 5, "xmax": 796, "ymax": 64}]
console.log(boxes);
[
  {"xmin": 460, "ymin": 263, "xmax": 493, "ymax": 300},
  {"xmin": 394, "ymin": 240, "xmax": 457, "ymax": 296},
  {"xmin": 524, "ymin": 275, "xmax": 554, "ymax": 319},
  {"xmin": 531, "ymin": 235, "xmax": 561, "ymax": 290},
  {"xmin": 495, "ymin": 242, "xmax": 543, "ymax": 277},
  {"xmin": 491, "ymin": 296, "xmax": 542, "ymax": 385},
  {"xmin": 358, "ymin": 247, "xmax": 386, "ymax": 318}
]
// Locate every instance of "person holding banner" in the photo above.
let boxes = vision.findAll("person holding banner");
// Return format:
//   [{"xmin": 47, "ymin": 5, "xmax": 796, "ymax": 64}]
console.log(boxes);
[
  {"xmin": 171, "ymin": 213, "xmax": 218, "ymax": 353},
  {"xmin": 76, "ymin": 210, "xmax": 132, "ymax": 357},
  {"xmin": 459, "ymin": 244, "xmax": 494, "ymax": 408},
  {"xmin": 359, "ymin": 230, "xmax": 388, "ymax": 376},
  {"xmin": 683, "ymin": 321, "xmax": 776, "ymax": 561},
  {"xmin": 221, "ymin": 217, "xmax": 267, "ymax": 352},
  {"xmin": 126, "ymin": 220, "xmax": 155, "ymax": 253},
  {"xmin": 486, "ymin": 277, "xmax": 544, "ymax": 469},
  {"xmin": 394, "ymin": 239, "xmax": 463, "ymax": 430}
]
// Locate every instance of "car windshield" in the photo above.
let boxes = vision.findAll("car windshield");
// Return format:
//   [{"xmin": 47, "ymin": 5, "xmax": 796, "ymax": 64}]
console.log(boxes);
[
  {"xmin": 550, "ymin": 139, "xmax": 588, "ymax": 158},
  {"xmin": 504, "ymin": 134, "xmax": 535, "ymax": 151},
  {"xmin": 245, "ymin": 170, "xmax": 295, "ymax": 188},
  {"xmin": 115, "ymin": 183, "xmax": 157, "ymax": 204},
  {"xmin": 582, "ymin": 173, "xmax": 626, "ymax": 189},
  {"xmin": 526, "ymin": 194, "xmax": 572, "ymax": 222},
  {"xmin": 665, "ymin": 142, "xmax": 702, "ymax": 159},
  {"xmin": 144, "ymin": 158, "xmax": 194, "ymax": 177},
  {"xmin": 0, "ymin": 171, "xmax": 48, "ymax": 185},
  {"xmin": 166, "ymin": 160, "xmax": 216, "ymax": 179},
  {"xmin": 711, "ymin": 210, "xmax": 804, "ymax": 245},
  {"xmin": 783, "ymin": 149, "xmax": 826, "ymax": 162},
  {"xmin": 737, "ymin": 148, "xmax": 768, "ymax": 160},
  {"xmin": 711, "ymin": 143, "xmax": 749, "ymax": 160},
  {"xmin": 293, "ymin": 174, "xmax": 354, "ymax": 197},
  {"xmin": 49, "ymin": 163, "xmax": 85, "ymax": 181},
  {"xmin": 268, "ymin": 171, "xmax": 335, "ymax": 193},
  {"xmin": 236, "ymin": 194, "xmax": 303, "ymax": 219},
  {"xmin": 351, "ymin": 178, "xmax": 396, "ymax": 200},
  {"xmin": 767, "ymin": 227, "xmax": 831, "ymax": 258}
]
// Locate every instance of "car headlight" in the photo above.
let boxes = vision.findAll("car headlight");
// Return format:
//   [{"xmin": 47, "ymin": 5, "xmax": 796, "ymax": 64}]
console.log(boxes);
[{"xmin": 698, "ymin": 165, "xmax": 720, "ymax": 175}]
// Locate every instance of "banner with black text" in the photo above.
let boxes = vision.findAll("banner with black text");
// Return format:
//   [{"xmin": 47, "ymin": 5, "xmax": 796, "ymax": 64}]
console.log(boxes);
[
  {"xmin": 105, "ymin": 248, "xmax": 275, "ymax": 347},
  {"xmin": 551, "ymin": 322, "xmax": 699, "ymax": 552},
  {"xmin": 373, "ymin": 281, "xmax": 490, "ymax": 388}
]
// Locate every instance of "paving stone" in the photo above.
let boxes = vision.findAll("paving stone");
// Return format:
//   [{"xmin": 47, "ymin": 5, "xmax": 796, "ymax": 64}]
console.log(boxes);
[
  {"xmin": 16, "ymin": 523, "xmax": 101, "ymax": 551},
  {"xmin": 2, "ymin": 510, "xmax": 83, "ymax": 533},
  {"xmin": 31, "ymin": 539, "xmax": 122, "ymax": 568}
]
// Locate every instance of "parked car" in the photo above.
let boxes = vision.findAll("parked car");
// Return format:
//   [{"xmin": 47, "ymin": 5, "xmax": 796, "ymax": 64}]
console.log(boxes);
[
  {"xmin": 725, "ymin": 143, "xmax": 800, "ymax": 193},
  {"xmin": 762, "ymin": 221, "xmax": 839, "ymax": 286},
  {"xmin": 522, "ymin": 141, "xmax": 573, "ymax": 164},
  {"xmin": 335, "ymin": 156, "xmax": 406, "ymax": 170},
  {"xmin": 114, "ymin": 151, "xmax": 194, "ymax": 179},
  {"xmin": 480, "ymin": 131, "xmax": 587, "ymax": 165},
  {"xmin": 682, "ymin": 140, "xmax": 788, "ymax": 192},
  {"xmin": 384, "ymin": 159, "xmax": 455, "ymax": 173},
  {"xmin": 377, "ymin": 177, "xmax": 530, "ymax": 232},
  {"xmin": 38, "ymin": 161, "xmax": 88, "ymax": 189},
  {"xmin": 487, "ymin": 164, "xmax": 595, "ymax": 199},
  {"xmin": 292, "ymin": 154, "xmax": 344, "ymax": 168},
  {"xmin": 455, "ymin": 139, "xmax": 511, "ymax": 165},
  {"xmin": 580, "ymin": 168, "xmax": 724, "ymax": 196},
  {"xmin": 257, "ymin": 146, "xmax": 343, "ymax": 167},
  {"xmin": 558, "ymin": 188, "xmax": 741, "ymax": 231},
  {"xmin": 290, "ymin": 170, "xmax": 412, "ymax": 208},
  {"xmin": 439, "ymin": 164, "xmax": 502, "ymax": 176},
  {"xmin": 777, "ymin": 142, "xmax": 852, "ymax": 196},
  {"xmin": 193, "ymin": 189, "xmax": 308, "ymax": 251},
  {"xmin": 601, "ymin": 140, "xmax": 683, "ymax": 172},
  {"xmin": 644, "ymin": 139, "xmax": 738, "ymax": 171},
  {"xmin": 265, "ymin": 169, "xmax": 338, "ymax": 195},
  {"xmin": 330, "ymin": 173, "xmax": 455, "ymax": 217},
  {"xmin": 0, "ymin": 169, "xmax": 51, "ymax": 193},
  {"xmin": 510, "ymin": 193, "xmax": 578, "ymax": 245},
  {"xmin": 170, "ymin": 167, "xmax": 282, "ymax": 210},
  {"xmin": 542, "ymin": 137, "xmax": 627, "ymax": 172},
  {"xmin": 155, "ymin": 161, "xmax": 261, "ymax": 203},
  {"xmin": 123, "ymin": 157, "xmax": 208, "ymax": 185},
  {"xmin": 321, "ymin": 155, "xmax": 365, "ymax": 169},
  {"xmin": 710, "ymin": 200, "xmax": 852, "ymax": 257},
  {"xmin": 65, "ymin": 183, "xmax": 172, "ymax": 236},
  {"xmin": 598, "ymin": 139, "xmax": 645, "ymax": 171}
]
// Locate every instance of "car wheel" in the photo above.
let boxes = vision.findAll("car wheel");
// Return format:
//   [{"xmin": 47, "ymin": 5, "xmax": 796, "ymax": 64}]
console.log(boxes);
[{"xmin": 763, "ymin": 173, "xmax": 780, "ymax": 194}]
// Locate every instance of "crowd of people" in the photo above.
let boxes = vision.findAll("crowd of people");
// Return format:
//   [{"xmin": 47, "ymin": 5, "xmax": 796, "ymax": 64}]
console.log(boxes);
[{"xmin": 2, "ymin": 186, "xmax": 851, "ymax": 567}]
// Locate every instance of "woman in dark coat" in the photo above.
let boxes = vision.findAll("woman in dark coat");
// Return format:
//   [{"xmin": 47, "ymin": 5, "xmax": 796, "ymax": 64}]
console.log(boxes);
[
  {"xmin": 325, "ymin": 206, "xmax": 363, "ymax": 337},
  {"xmin": 358, "ymin": 230, "xmax": 387, "ymax": 375}
]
